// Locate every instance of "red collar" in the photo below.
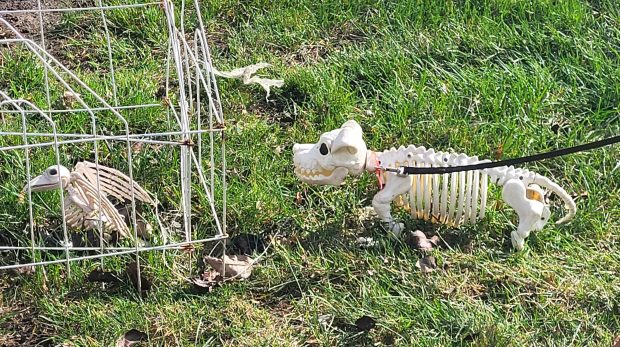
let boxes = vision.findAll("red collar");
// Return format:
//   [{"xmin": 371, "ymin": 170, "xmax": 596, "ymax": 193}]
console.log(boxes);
[{"xmin": 374, "ymin": 156, "xmax": 384, "ymax": 190}]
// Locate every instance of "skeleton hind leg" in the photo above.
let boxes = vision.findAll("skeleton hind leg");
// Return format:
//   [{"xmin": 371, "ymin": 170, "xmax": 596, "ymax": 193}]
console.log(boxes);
[{"xmin": 501, "ymin": 178, "xmax": 547, "ymax": 250}]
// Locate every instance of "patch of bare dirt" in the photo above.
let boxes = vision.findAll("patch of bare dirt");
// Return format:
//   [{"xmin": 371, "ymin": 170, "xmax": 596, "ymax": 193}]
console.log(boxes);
[
  {"xmin": 0, "ymin": 0, "xmax": 76, "ymax": 38},
  {"xmin": 284, "ymin": 20, "xmax": 367, "ymax": 67},
  {"xmin": 0, "ymin": 304, "xmax": 56, "ymax": 346}
]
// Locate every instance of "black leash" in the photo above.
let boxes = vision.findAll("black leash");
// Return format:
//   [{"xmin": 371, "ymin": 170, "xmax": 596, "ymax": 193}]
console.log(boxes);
[{"xmin": 383, "ymin": 135, "xmax": 620, "ymax": 175}]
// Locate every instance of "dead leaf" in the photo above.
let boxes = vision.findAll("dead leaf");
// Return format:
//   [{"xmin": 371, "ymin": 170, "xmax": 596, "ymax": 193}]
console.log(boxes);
[
  {"xmin": 126, "ymin": 262, "xmax": 152, "ymax": 293},
  {"xmin": 116, "ymin": 205, "xmax": 153, "ymax": 239},
  {"xmin": 406, "ymin": 230, "xmax": 439, "ymax": 251},
  {"xmin": 17, "ymin": 265, "xmax": 34, "ymax": 275},
  {"xmin": 416, "ymin": 256, "xmax": 437, "ymax": 274},
  {"xmin": 203, "ymin": 255, "xmax": 254, "ymax": 279},
  {"xmin": 304, "ymin": 338, "xmax": 321, "ymax": 346},
  {"xmin": 493, "ymin": 143, "xmax": 504, "ymax": 160},
  {"xmin": 62, "ymin": 91, "xmax": 81, "ymax": 105},
  {"xmin": 295, "ymin": 191, "xmax": 305, "ymax": 205},
  {"xmin": 191, "ymin": 270, "xmax": 223, "ymax": 293},
  {"xmin": 492, "ymin": 200, "xmax": 504, "ymax": 211},
  {"xmin": 355, "ymin": 315, "xmax": 376, "ymax": 331},
  {"xmin": 116, "ymin": 329, "xmax": 148, "ymax": 347},
  {"xmin": 613, "ymin": 335, "xmax": 620, "ymax": 347}
]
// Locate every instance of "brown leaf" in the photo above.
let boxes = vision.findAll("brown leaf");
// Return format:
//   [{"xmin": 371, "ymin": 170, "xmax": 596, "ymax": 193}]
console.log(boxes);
[
  {"xmin": 493, "ymin": 143, "xmax": 504, "ymax": 160},
  {"xmin": 406, "ymin": 230, "xmax": 437, "ymax": 251},
  {"xmin": 116, "ymin": 206, "xmax": 153, "ymax": 239},
  {"xmin": 203, "ymin": 255, "xmax": 254, "ymax": 279},
  {"xmin": 116, "ymin": 329, "xmax": 148, "ymax": 347},
  {"xmin": 416, "ymin": 256, "xmax": 437, "ymax": 274},
  {"xmin": 613, "ymin": 335, "xmax": 620, "ymax": 347},
  {"xmin": 126, "ymin": 262, "xmax": 152, "ymax": 293},
  {"xmin": 62, "ymin": 91, "xmax": 81, "ymax": 106},
  {"xmin": 355, "ymin": 315, "xmax": 376, "ymax": 331},
  {"xmin": 295, "ymin": 191, "xmax": 305, "ymax": 205},
  {"xmin": 191, "ymin": 270, "xmax": 223, "ymax": 293}
]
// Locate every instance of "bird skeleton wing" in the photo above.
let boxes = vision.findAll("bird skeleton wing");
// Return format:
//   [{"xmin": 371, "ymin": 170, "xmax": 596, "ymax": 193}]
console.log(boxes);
[
  {"xmin": 73, "ymin": 161, "xmax": 155, "ymax": 206},
  {"xmin": 65, "ymin": 172, "xmax": 131, "ymax": 238}
]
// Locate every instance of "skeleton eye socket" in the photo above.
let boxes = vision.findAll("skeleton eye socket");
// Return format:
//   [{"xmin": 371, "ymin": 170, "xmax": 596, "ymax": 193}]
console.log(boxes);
[
  {"xmin": 48, "ymin": 168, "xmax": 58, "ymax": 176},
  {"xmin": 319, "ymin": 143, "xmax": 329, "ymax": 155}
]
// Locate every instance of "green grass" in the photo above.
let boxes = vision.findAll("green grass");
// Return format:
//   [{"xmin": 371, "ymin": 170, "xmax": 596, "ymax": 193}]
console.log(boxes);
[{"xmin": 1, "ymin": 0, "xmax": 620, "ymax": 345}]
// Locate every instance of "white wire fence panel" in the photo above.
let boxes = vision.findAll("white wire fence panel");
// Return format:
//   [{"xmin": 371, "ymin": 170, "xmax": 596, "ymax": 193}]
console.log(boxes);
[{"xmin": 0, "ymin": 0, "xmax": 228, "ymax": 286}]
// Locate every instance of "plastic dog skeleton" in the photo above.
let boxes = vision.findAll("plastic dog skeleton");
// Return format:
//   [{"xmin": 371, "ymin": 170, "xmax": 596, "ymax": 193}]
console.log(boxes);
[
  {"xmin": 23, "ymin": 161, "xmax": 155, "ymax": 241},
  {"xmin": 293, "ymin": 120, "xmax": 577, "ymax": 250}
]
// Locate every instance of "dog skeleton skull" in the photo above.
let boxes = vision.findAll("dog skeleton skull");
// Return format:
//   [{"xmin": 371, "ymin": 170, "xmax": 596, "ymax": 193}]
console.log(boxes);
[{"xmin": 293, "ymin": 120, "xmax": 367, "ymax": 185}]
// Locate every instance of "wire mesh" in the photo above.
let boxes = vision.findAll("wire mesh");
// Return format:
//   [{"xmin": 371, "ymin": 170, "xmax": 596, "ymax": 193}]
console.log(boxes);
[{"xmin": 0, "ymin": 0, "xmax": 229, "ymax": 287}]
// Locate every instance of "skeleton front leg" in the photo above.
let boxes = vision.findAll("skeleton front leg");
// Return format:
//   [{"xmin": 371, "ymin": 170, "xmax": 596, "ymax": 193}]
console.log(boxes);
[
  {"xmin": 501, "ymin": 179, "xmax": 548, "ymax": 251},
  {"xmin": 372, "ymin": 174, "xmax": 412, "ymax": 238},
  {"xmin": 67, "ymin": 187, "xmax": 107, "ymax": 230}
]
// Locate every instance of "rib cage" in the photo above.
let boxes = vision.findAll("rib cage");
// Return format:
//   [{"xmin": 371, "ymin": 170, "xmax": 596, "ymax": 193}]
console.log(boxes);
[
  {"xmin": 401, "ymin": 160, "xmax": 488, "ymax": 226},
  {"xmin": 377, "ymin": 145, "xmax": 543, "ymax": 226}
]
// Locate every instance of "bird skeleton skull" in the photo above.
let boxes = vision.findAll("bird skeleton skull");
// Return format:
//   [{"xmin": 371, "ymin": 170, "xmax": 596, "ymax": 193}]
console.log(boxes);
[{"xmin": 24, "ymin": 165, "xmax": 71, "ymax": 192}]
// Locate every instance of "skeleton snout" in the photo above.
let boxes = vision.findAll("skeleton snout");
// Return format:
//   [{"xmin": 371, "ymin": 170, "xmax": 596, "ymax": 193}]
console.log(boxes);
[{"xmin": 293, "ymin": 143, "xmax": 313, "ymax": 154}]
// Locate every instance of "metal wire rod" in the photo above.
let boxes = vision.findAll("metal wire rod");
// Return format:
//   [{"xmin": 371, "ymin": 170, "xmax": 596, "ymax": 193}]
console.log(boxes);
[
  {"xmin": 0, "ymin": 235, "xmax": 228, "ymax": 271},
  {"xmin": 0, "ymin": 104, "xmax": 161, "ymax": 114}
]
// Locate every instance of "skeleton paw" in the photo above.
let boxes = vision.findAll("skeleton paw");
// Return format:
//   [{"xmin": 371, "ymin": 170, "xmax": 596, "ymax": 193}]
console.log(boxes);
[
  {"xmin": 511, "ymin": 231, "xmax": 525, "ymax": 251},
  {"xmin": 387, "ymin": 221, "xmax": 405, "ymax": 239}
]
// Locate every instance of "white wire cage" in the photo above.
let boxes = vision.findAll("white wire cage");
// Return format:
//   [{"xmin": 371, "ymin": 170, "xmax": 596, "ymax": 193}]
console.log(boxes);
[{"xmin": 0, "ymin": 0, "xmax": 229, "ymax": 287}]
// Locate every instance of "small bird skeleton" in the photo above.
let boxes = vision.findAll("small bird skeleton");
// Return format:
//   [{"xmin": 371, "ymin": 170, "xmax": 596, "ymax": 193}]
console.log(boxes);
[{"xmin": 23, "ymin": 161, "xmax": 155, "ymax": 242}]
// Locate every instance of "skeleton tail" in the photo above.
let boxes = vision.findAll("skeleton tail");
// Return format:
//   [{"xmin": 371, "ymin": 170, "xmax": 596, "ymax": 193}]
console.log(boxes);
[
  {"xmin": 533, "ymin": 175, "xmax": 577, "ymax": 224},
  {"xmin": 487, "ymin": 166, "xmax": 577, "ymax": 225}
]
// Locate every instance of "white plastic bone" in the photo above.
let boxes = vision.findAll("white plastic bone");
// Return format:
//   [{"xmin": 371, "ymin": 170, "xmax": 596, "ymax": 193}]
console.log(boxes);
[
  {"xmin": 292, "ymin": 120, "xmax": 577, "ymax": 250},
  {"xmin": 24, "ymin": 161, "xmax": 155, "ymax": 241},
  {"xmin": 213, "ymin": 63, "xmax": 284, "ymax": 100}
]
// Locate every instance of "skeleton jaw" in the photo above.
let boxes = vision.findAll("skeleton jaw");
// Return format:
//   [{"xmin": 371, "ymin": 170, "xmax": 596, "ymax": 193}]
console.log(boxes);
[
  {"xmin": 293, "ymin": 166, "xmax": 350, "ymax": 185},
  {"xmin": 292, "ymin": 120, "xmax": 367, "ymax": 186}
]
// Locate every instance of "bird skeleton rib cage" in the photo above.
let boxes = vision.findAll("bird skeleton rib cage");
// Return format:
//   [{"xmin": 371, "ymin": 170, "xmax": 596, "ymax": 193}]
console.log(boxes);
[
  {"xmin": 0, "ymin": 0, "xmax": 284, "ymax": 277},
  {"xmin": 292, "ymin": 120, "xmax": 577, "ymax": 251}
]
